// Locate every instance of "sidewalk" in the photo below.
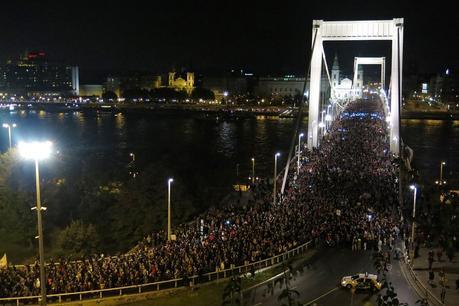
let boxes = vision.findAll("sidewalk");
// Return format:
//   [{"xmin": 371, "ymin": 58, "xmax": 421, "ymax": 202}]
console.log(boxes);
[{"xmin": 412, "ymin": 247, "xmax": 459, "ymax": 305}]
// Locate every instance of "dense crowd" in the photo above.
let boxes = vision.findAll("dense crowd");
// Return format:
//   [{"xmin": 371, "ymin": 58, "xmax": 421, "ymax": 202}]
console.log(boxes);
[{"xmin": 0, "ymin": 96, "xmax": 401, "ymax": 298}]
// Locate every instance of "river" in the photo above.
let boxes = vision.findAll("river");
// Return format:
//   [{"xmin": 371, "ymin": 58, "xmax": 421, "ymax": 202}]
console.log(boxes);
[{"xmin": 1, "ymin": 108, "xmax": 458, "ymax": 208}]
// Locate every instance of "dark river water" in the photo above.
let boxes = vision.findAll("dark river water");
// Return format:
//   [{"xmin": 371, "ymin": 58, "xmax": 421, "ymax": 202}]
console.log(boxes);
[{"xmin": 1, "ymin": 108, "xmax": 458, "ymax": 203}]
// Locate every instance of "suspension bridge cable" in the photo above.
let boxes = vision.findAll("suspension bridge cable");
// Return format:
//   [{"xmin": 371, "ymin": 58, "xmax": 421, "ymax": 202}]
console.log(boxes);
[{"xmin": 280, "ymin": 25, "xmax": 319, "ymax": 196}]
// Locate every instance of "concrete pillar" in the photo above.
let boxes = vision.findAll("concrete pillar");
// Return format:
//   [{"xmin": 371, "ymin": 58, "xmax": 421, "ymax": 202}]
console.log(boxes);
[
  {"xmin": 307, "ymin": 21, "xmax": 322, "ymax": 150},
  {"xmin": 390, "ymin": 19, "xmax": 403, "ymax": 155}
]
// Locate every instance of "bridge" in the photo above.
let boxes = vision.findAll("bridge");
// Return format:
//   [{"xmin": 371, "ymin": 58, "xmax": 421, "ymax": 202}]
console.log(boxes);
[{"xmin": 0, "ymin": 19, "xmax": 433, "ymax": 306}]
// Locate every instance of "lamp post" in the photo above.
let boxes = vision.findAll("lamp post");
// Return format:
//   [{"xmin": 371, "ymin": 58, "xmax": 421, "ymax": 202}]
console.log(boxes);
[
  {"xmin": 273, "ymin": 152, "xmax": 280, "ymax": 205},
  {"xmin": 435, "ymin": 161, "xmax": 447, "ymax": 185},
  {"xmin": 2, "ymin": 123, "xmax": 16, "ymax": 149},
  {"xmin": 18, "ymin": 141, "xmax": 53, "ymax": 306},
  {"xmin": 297, "ymin": 133, "xmax": 304, "ymax": 176},
  {"xmin": 167, "ymin": 178, "xmax": 173, "ymax": 241},
  {"xmin": 251, "ymin": 158, "xmax": 255, "ymax": 184},
  {"xmin": 129, "ymin": 152, "xmax": 135, "ymax": 162},
  {"xmin": 410, "ymin": 185, "xmax": 417, "ymax": 259}
]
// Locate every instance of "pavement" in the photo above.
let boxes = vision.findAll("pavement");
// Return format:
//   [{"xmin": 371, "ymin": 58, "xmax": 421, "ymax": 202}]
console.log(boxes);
[
  {"xmin": 241, "ymin": 246, "xmax": 420, "ymax": 306},
  {"xmin": 411, "ymin": 247, "xmax": 459, "ymax": 305}
]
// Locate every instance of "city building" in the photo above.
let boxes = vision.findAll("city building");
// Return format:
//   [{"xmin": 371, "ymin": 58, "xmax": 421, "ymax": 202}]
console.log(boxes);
[
  {"xmin": 79, "ymin": 84, "xmax": 103, "ymax": 97},
  {"xmin": 255, "ymin": 75, "xmax": 331, "ymax": 104},
  {"xmin": 104, "ymin": 74, "xmax": 162, "ymax": 97},
  {"xmin": 331, "ymin": 54, "xmax": 363, "ymax": 100},
  {"xmin": 0, "ymin": 51, "xmax": 79, "ymax": 96},
  {"xmin": 202, "ymin": 71, "xmax": 254, "ymax": 100},
  {"xmin": 429, "ymin": 68, "xmax": 459, "ymax": 105},
  {"xmin": 167, "ymin": 72, "xmax": 194, "ymax": 94}
]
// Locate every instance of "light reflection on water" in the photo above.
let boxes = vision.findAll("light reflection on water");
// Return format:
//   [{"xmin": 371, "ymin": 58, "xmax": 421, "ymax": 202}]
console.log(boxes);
[
  {"xmin": 401, "ymin": 119, "xmax": 459, "ymax": 184},
  {"xmin": 0, "ymin": 110, "xmax": 457, "ymax": 200}
]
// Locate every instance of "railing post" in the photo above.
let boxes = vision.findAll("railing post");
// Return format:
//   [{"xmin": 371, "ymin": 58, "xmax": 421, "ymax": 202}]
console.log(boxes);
[
  {"xmin": 175, "ymin": 280, "xmax": 178, "ymax": 288},
  {"xmin": 139, "ymin": 286, "xmax": 142, "ymax": 293},
  {"xmin": 16, "ymin": 299, "xmax": 19, "ymax": 306},
  {"xmin": 80, "ymin": 294, "xmax": 82, "ymax": 300},
  {"xmin": 224, "ymin": 271, "xmax": 226, "ymax": 278},
  {"xmin": 157, "ymin": 283, "xmax": 159, "ymax": 291},
  {"xmin": 119, "ymin": 289, "xmax": 122, "ymax": 296},
  {"xmin": 100, "ymin": 291, "xmax": 103, "ymax": 299},
  {"xmin": 208, "ymin": 274, "xmax": 211, "ymax": 281}
]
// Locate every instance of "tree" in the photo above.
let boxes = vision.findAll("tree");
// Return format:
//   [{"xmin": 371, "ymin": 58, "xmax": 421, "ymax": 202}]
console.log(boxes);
[
  {"xmin": 102, "ymin": 91, "xmax": 118, "ymax": 101},
  {"xmin": 222, "ymin": 275, "xmax": 241, "ymax": 306},
  {"xmin": 0, "ymin": 150, "xmax": 35, "ymax": 260},
  {"xmin": 277, "ymin": 262, "xmax": 302, "ymax": 306},
  {"xmin": 56, "ymin": 220, "xmax": 100, "ymax": 258},
  {"xmin": 191, "ymin": 87, "xmax": 215, "ymax": 100}
]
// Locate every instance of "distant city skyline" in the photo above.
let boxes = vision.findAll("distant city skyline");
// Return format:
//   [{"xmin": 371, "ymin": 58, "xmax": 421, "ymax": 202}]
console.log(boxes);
[{"xmin": 1, "ymin": 1, "xmax": 457, "ymax": 82}]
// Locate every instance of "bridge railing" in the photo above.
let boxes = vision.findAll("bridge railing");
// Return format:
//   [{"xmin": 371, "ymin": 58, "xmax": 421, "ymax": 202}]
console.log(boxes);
[{"xmin": 0, "ymin": 241, "xmax": 312, "ymax": 305}]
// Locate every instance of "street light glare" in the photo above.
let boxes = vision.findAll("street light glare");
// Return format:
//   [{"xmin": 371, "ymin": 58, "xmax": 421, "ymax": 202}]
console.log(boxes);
[
  {"xmin": 168, "ymin": 178, "xmax": 174, "ymax": 183},
  {"xmin": 299, "ymin": 133, "xmax": 304, "ymax": 137},
  {"xmin": 410, "ymin": 185, "xmax": 416, "ymax": 190},
  {"xmin": 275, "ymin": 152, "xmax": 280, "ymax": 157},
  {"xmin": 2, "ymin": 123, "xmax": 8, "ymax": 128},
  {"xmin": 441, "ymin": 161, "xmax": 446, "ymax": 165},
  {"xmin": 18, "ymin": 141, "xmax": 53, "ymax": 160}
]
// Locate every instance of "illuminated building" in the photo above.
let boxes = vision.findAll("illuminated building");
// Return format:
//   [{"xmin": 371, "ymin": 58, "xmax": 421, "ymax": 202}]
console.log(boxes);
[
  {"xmin": 104, "ymin": 75, "xmax": 162, "ymax": 97},
  {"xmin": 331, "ymin": 54, "xmax": 364, "ymax": 100},
  {"xmin": 0, "ymin": 51, "xmax": 79, "ymax": 96},
  {"xmin": 167, "ymin": 71, "xmax": 194, "ymax": 94}
]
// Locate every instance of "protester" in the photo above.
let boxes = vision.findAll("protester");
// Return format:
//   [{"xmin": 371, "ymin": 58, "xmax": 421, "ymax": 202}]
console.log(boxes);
[{"xmin": 0, "ymin": 96, "xmax": 401, "ymax": 298}]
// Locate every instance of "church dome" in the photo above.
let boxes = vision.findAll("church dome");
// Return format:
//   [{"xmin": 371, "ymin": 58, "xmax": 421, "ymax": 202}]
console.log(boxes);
[{"xmin": 174, "ymin": 77, "xmax": 187, "ymax": 88}]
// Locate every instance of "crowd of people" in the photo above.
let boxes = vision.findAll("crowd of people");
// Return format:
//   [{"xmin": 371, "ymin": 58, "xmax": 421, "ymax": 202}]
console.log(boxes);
[{"xmin": 0, "ymin": 96, "xmax": 402, "ymax": 298}]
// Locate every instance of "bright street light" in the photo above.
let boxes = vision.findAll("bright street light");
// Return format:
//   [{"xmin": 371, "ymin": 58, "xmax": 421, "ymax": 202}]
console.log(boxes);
[
  {"xmin": 251, "ymin": 158, "xmax": 255, "ymax": 184},
  {"xmin": 129, "ymin": 152, "xmax": 135, "ymax": 162},
  {"xmin": 436, "ymin": 161, "xmax": 446, "ymax": 185},
  {"xmin": 409, "ymin": 185, "xmax": 417, "ymax": 260},
  {"xmin": 18, "ymin": 140, "xmax": 53, "ymax": 306},
  {"xmin": 167, "ymin": 178, "xmax": 174, "ymax": 241},
  {"xmin": 297, "ymin": 133, "xmax": 304, "ymax": 177},
  {"xmin": 273, "ymin": 153, "xmax": 280, "ymax": 205},
  {"xmin": 2, "ymin": 123, "xmax": 17, "ymax": 149},
  {"xmin": 18, "ymin": 141, "xmax": 52, "ymax": 160}
]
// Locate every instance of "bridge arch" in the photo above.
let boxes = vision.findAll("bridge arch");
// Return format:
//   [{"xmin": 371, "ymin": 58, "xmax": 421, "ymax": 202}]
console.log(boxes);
[{"xmin": 307, "ymin": 19, "xmax": 403, "ymax": 154}]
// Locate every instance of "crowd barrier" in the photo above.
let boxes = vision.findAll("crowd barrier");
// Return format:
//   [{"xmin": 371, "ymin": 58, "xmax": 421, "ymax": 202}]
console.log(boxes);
[{"xmin": 0, "ymin": 241, "xmax": 312, "ymax": 305}]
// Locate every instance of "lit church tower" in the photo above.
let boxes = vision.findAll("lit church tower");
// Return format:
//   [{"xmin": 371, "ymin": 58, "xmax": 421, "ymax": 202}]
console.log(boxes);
[
  {"xmin": 332, "ymin": 54, "xmax": 340, "ymax": 88},
  {"xmin": 168, "ymin": 72, "xmax": 176, "ymax": 87}
]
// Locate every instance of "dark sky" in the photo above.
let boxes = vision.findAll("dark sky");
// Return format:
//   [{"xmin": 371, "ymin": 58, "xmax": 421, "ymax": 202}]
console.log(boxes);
[{"xmin": 1, "ymin": 1, "xmax": 457, "ymax": 82}]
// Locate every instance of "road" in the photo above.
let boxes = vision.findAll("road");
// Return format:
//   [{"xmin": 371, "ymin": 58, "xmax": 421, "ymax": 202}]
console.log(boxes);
[{"xmin": 242, "ymin": 247, "xmax": 420, "ymax": 306}]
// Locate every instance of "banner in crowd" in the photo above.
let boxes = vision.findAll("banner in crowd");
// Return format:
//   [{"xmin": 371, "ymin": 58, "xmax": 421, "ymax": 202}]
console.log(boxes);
[{"xmin": 0, "ymin": 253, "xmax": 7, "ymax": 268}]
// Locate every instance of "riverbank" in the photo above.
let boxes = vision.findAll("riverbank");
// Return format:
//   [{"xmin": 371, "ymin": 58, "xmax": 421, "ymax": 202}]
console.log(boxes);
[
  {"xmin": 1, "ymin": 102, "xmax": 297, "ymax": 118},
  {"xmin": 4, "ymin": 101, "xmax": 459, "ymax": 120}
]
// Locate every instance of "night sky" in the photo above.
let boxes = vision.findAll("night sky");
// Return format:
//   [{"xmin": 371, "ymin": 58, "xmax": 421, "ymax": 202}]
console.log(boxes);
[{"xmin": 1, "ymin": 1, "xmax": 457, "ymax": 82}]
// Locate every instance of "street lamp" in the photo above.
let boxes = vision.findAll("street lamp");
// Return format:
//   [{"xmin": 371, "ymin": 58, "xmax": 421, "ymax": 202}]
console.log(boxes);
[
  {"xmin": 435, "ymin": 162, "xmax": 446, "ymax": 185},
  {"xmin": 273, "ymin": 152, "xmax": 280, "ymax": 205},
  {"xmin": 129, "ymin": 152, "xmax": 135, "ymax": 162},
  {"xmin": 409, "ymin": 185, "xmax": 417, "ymax": 259},
  {"xmin": 2, "ymin": 123, "xmax": 17, "ymax": 149},
  {"xmin": 167, "ymin": 178, "xmax": 173, "ymax": 241},
  {"xmin": 251, "ymin": 158, "xmax": 255, "ymax": 184},
  {"xmin": 18, "ymin": 141, "xmax": 53, "ymax": 306},
  {"xmin": 297, "ymin": 133, "xmax": 304, "ymax": 176}
]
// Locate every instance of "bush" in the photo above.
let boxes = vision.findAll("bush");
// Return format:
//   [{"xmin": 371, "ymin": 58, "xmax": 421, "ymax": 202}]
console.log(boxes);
[{"xmin": 56, "ymin": 220, "xmax": 100, "ymax": 258}]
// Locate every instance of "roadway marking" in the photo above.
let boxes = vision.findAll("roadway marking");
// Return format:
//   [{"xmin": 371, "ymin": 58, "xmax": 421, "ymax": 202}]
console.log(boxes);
[{"xmin": 302, "ymin": 287, "xmax": 340, "ymax": 305}]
